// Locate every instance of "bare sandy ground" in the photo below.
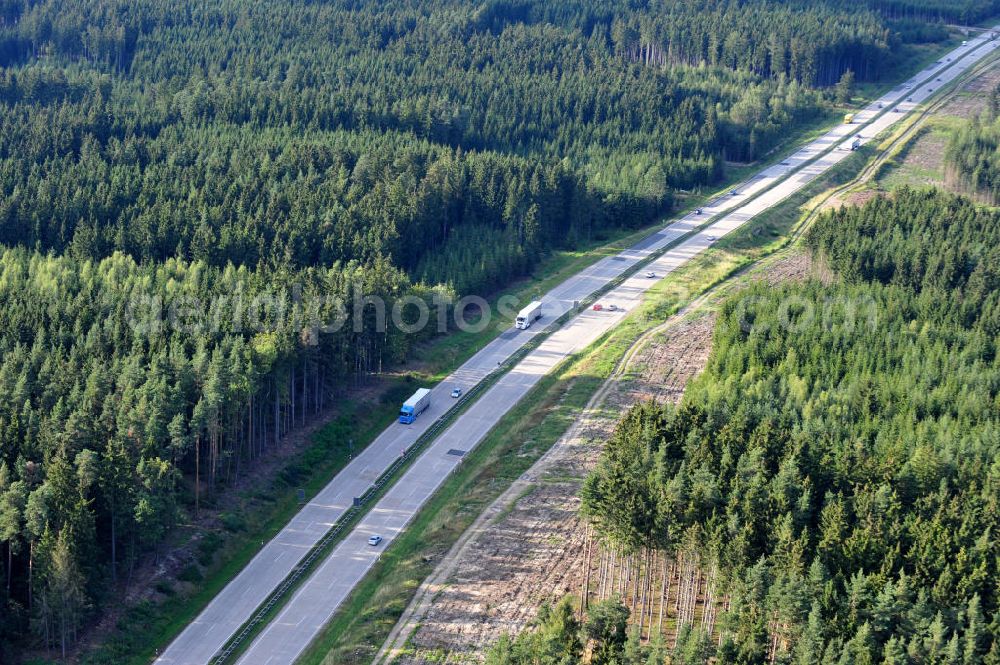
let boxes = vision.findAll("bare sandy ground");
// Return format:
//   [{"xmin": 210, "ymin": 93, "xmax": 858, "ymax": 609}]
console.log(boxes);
[{"xmin": 379, "ymin": 251, "xmax": 813, "ymax": 664}]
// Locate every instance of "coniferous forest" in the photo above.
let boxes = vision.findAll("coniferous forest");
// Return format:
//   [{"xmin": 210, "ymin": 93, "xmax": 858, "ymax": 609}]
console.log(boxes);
[
  {"xmin": 0, "ymin": 0, "xmax": 993, "ymax": 660},
  {"xmin": 946, "ymin": 84, "xmax": 1000, "ymax": 205},
  {"xmin": 507, "ymin": 189, "xmax": 999, "ymax": 664}
]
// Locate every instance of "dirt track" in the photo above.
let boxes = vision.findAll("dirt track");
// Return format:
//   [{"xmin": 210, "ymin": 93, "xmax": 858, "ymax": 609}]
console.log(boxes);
[{"xmin": 379, "ymin": 251, "xmax": 813, "ymax": 664}]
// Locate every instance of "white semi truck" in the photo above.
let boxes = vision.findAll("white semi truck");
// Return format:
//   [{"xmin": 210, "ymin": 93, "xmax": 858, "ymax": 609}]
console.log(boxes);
[
  {"xmin": 515, "ymin": 301, "xmax": 543, "ymax": 330},
  {"xmin": 399, "ymin": 388, "xmax": 432, "ymax": 424}
]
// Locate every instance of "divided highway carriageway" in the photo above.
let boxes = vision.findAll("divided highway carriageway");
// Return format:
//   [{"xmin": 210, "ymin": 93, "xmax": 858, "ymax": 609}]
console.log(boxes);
[{"xmin": 155, "ymin": 26, "xmax": 1000, "ymax": 665}]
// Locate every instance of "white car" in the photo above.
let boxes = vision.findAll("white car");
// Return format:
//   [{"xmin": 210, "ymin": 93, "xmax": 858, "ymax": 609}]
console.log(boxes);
[
  {"xmin": 645, "ymin": 271, "xmax": 656, "ymax": 278},
  {"xmin": 707, "ymin": 235, "xmax": 717, "ymax": 243},
  {"xmin": 607, "ymin": 304, "xmax": 619, "ymax": 312},
  {"xmin": 450, "ymin": 388, "xmax": 462, "ymax": 398},
  {"xmin": 368, "ymin": 535, "xmax": 383, "ymax": 546}
]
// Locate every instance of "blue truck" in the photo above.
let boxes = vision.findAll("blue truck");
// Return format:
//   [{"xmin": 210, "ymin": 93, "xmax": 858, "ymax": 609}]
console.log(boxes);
[{"xmin": 399, "ymin": 388, "xmax": 432, "ymax": 424}]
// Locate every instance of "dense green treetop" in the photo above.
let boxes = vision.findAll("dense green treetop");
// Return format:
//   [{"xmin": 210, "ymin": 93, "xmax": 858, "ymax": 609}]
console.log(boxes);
[{"xmin": 579, "ymin": 189, "xmax": 1000, "ymax": 663}]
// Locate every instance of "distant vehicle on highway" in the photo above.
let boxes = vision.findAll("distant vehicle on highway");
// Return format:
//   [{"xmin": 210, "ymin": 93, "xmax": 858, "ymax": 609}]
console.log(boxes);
[
  {"xmin": 731, "ymin": 190, "xmax": 739, "ymax": 196},
  {"xmin": 368, "ymin": 535, "xmax": 382, "ymax": 546},
  {"xmin": 592, "ymin": 303, "xmax": 603, "ymax": 311},
  {"xmin": 707, "ymin": 235, "xmax": 717, "ymax": 243},
  {"xmin": 695, "ymin": 208, "xmax": 703, "ymax": 214},
  {"xmin": 851, "ymin": 137, "xmax": 862, "ymax": 151},
  {"xmin": 645, "ymin": 271, "xmax": 656, "ymax": 278},
  {"xmin": 450, "ymin": 387, "xmax": 462, "ymax": 398},
  {"xmin": 399, "ymin": 388, "xmax": 432, "ymax": 424},
  {"xmin": 843, "ymin": 113, "xmax": 854, "ymax": 124},
  {"xmin": 607, "ymin": 304, "xmax": 619, "ymax": 312},
  {"xmin": 515, "ymin": 300, "xmax": 543, "ymax": 330}
]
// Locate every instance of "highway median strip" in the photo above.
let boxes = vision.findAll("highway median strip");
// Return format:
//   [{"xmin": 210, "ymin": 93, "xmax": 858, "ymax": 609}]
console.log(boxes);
[{"xmin": 195, "ymin": 36, "xmax": 1000, "ymax": 664}]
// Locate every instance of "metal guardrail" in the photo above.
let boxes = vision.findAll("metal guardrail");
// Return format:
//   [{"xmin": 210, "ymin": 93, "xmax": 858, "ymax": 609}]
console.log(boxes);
[{"xmin": 203, "ymin": 45, "xmax": 996, "ymax": 662}]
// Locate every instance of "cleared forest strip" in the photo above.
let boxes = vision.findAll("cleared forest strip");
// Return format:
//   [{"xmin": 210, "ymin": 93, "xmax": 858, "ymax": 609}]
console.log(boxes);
[
  {"xmin": 368, "ymin": 53, "xmax": 1000, "ymax": 657},
  {"xmin": 379, "ymin": 53, "xmax": 1000, "ymax": 662}
]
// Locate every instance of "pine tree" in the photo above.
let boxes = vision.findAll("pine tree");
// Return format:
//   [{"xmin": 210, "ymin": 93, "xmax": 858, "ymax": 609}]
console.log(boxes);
[{"xmin": 835, "ymin": 69, "xmax": 855, "ymax": 104}]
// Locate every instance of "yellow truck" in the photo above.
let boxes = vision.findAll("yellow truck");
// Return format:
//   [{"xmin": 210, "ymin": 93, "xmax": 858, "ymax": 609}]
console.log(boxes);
[{"xmin": 844, "ymin": 113, "xmax": 855, "ymax": 124}]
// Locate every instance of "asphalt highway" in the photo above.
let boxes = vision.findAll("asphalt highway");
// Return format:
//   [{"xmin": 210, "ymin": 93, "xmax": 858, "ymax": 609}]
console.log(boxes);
[{"xmin": 155, "ymin": 27, "xmax": 1000, "ymax": 665}]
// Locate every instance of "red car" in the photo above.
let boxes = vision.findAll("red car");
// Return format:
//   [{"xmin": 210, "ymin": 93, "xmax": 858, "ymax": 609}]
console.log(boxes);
[{"xmin": 592, "ymin": 304, "xmax": 603, "ymax": 311}]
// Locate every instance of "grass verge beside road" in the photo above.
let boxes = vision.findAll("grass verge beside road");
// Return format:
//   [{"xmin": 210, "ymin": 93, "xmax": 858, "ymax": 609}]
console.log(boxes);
[
  {"xmin": 78, "ymin": 32, "xmax": 972, "ymax": 665},
  {"xmin": 296, "ymin": 44, "xmax": 976, "ymax": 656},
  {"xmin": 83, "ymin": 122, "xmax": 844, "ymax": 665},
  {"xmin": 296, "ymin": 139, "xmax": 889, "ymax": 665}
]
